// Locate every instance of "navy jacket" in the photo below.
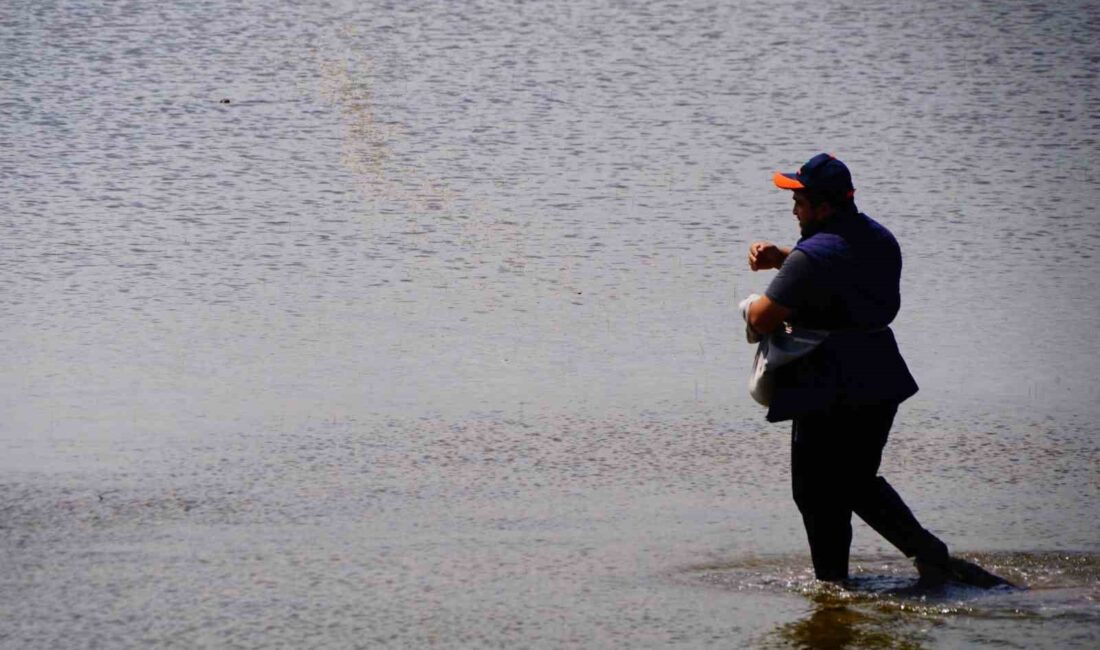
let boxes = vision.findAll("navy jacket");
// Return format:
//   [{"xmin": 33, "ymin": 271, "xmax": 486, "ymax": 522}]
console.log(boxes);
[{"xmin": 766, "ymin": 207, "xmax": 919, "ymax": 422}]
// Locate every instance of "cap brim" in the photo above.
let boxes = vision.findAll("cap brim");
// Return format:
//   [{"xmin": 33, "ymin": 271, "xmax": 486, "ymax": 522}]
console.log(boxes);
[{"xmin": 773, "ymin": 171, "xmax": 805, "ymax": 190}]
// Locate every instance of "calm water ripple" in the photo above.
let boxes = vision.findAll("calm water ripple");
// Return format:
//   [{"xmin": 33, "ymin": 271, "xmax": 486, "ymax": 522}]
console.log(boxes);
[{"xmin": 2, "ymin": 0, "xmax": 1098, "ymax": 647}]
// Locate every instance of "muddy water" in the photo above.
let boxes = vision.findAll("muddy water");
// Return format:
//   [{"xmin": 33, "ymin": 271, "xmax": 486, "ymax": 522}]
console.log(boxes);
[{"xmin": 2, "ymin": 0, "xmax": 1098, "ymax": 647}]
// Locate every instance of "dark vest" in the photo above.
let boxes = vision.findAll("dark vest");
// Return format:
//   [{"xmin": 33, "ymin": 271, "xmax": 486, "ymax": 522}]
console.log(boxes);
[{"xmin": 766, "ymin": 208, "xmax": 919, "ymax": 422}]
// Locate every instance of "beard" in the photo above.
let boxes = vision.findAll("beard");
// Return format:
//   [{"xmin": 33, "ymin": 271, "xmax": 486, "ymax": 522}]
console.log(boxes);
[{"xmin": 799, "ymin": 219, "xmax": 825, "ymax": 239}]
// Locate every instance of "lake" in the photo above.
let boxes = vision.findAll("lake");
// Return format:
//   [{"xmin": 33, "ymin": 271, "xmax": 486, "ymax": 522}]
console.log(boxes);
[{"xmin": 2, "ymin": 0, "xmax": 1098, "ymax": 647}]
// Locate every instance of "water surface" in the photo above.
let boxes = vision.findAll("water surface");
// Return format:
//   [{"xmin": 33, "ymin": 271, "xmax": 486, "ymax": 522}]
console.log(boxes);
[{"xmin": 2, "ymin": 0, "xmax": 1098, "ymax": 647}]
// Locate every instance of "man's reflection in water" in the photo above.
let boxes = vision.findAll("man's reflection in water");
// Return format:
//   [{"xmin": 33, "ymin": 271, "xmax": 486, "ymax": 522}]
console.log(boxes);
[{"xmin": 767, "ymin": 594, "xmax": 929, "ymax": 650}]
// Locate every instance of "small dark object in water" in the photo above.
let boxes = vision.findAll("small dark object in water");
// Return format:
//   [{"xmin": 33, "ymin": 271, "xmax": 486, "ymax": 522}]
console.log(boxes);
[
  {"xmin": 915, "ymin": 557, "xmax": 1019, "ymax": 589},
  {"xmin": 219, "ymin": 98, "xmax": 231, "ymax": 104}
]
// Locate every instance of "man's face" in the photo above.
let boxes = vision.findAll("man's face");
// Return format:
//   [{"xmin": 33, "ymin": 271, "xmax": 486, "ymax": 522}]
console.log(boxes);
[{"xmin": 791, "ymin": 191, "xmax": 831, "ymax": 231}]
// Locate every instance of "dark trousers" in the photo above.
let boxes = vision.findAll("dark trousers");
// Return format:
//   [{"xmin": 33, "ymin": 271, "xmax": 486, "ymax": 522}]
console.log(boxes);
[{"xmin": 791, "ymin": 402, "xmax": 949, "ymax": 581}]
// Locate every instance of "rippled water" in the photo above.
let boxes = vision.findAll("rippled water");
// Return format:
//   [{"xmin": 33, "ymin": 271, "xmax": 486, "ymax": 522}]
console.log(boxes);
[
  {"xmin": 688, "ymin": 551, "xmax": 1098, "ymax": 648},
  {"xmin": 2, "ymin": 0, "xmax": 1098, "ymax": 647}
]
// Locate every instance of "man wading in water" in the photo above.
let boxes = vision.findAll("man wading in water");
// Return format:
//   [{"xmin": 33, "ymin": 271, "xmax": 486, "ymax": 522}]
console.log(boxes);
[{"xmin": 745, "ymin": 153, "xmax": 1010, "ymax": 588}]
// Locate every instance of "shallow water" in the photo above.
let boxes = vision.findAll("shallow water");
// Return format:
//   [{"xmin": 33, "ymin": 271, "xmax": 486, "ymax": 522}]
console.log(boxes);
[
  {"xmin": 3, "ymin": 0, "xmax": 1099, "ymax": 647},
  {"xmin": 687, "ymin": 551, "xmax": 1099, "ymax": 648}
]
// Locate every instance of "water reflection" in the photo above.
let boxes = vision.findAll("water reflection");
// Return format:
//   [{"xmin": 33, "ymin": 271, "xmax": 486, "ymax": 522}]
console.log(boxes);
[{"xmin": 766, "ymin": 595, "xmax": 929, "ymax": 650}]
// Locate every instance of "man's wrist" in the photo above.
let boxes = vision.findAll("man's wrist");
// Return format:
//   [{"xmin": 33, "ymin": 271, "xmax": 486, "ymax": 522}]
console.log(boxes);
[{"xmin": 776, "ymin": 246, "xmax": 792, "ymax": 268}]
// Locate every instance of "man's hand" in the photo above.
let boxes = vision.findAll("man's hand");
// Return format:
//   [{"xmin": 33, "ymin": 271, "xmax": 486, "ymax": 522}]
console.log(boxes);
[{"xmin": 748, "ymin": 241, "xmax": 790, "ymax": 271}]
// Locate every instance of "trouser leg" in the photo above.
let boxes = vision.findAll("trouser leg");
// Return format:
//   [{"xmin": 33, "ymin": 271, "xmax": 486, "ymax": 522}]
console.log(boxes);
[
  {"xmin": 791, "ymin": 415, "xmax": 853, "ymax": 581},
  {"xmin": 791, "ymin": 403, "xmax": 949, "ymax": 580},
  {"xmin": 846, "ymin": 404, "xmax": 949, "ymax": 563},
  {"xmin": 853, "ymin": 477, "xmax": 948, "ymax": 562}
]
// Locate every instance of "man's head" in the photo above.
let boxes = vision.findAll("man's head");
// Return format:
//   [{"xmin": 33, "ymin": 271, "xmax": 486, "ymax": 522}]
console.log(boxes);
[{"xmin": 773, "ymin": 153, "xmax": 856, "ymax": 230}]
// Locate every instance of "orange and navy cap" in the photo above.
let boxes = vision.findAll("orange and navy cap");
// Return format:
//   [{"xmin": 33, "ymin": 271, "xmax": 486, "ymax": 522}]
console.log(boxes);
[{"xmin": 773, "ymin": 153, "xmax": 855, "ymax": 200}]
